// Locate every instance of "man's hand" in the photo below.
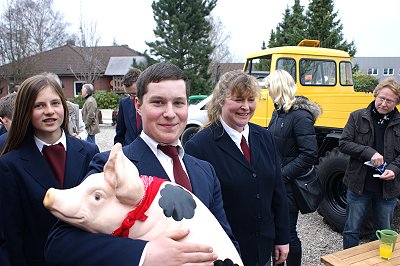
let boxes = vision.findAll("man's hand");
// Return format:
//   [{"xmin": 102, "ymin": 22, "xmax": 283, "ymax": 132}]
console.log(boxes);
[
  {"xmin": 370, "ymin": 152, "xmax": 384, "ymax": 167},
  {"xmin": 273, "ymin": 244, "xmax": 289, "ymax": 264},
  {"xmin": 143, "ymin": 229, "xmax": 217, "ymax": 266},
  {"xmin": 380, "ymin": 169, "xmax": 395, "ymax": 181}
]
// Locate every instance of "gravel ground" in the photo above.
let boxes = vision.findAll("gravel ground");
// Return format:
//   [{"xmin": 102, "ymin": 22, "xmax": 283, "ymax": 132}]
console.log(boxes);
[{"xmin": 95, "ymin": 124, "xmax": 399, "ymax": 266}]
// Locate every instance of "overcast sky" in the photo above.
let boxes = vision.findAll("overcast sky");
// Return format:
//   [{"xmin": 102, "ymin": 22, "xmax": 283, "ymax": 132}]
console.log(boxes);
[{"xmin": 4, "ymin": 0, "xmax": 400, "ymax": 61}]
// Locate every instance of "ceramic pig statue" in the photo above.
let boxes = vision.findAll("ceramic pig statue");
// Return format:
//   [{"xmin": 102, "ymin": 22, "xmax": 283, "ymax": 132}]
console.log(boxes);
[{"xmin": 43, "ymin": 143, "xmax": 243, "ymax": 266}]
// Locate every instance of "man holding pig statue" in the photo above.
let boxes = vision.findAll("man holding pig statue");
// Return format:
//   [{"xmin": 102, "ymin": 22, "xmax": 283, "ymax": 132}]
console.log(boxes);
[{"xmin": 45, "ymin": 63, "xmax": 239, "ymax": 266}]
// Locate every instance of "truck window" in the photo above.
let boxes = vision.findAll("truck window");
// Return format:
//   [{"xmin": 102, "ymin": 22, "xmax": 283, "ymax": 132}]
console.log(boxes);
[
  {"xmin": 300, "ymin": 59, "xmax": 336, "ymax": 86},
  {"xmin": 339, "ymin": 61, "xmax": 353, "ymax": 86},
  {"xmin": 244, "ymin": 56, "xmax": 271, "ymax": 81},
  {"xmin": 276, "ymin": 58, "xmax": 296, "ymax": 81}
]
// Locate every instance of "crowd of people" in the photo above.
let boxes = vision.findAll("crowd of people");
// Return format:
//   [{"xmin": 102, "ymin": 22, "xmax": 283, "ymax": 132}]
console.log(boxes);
[{"xmin": 0, "ymin": 63, "xmax": 399, "ymax": 266}]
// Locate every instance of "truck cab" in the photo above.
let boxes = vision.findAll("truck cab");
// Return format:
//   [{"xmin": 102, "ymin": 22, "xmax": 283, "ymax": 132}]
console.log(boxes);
[{"xmin": 244, "ymin": 40, "xmax": 372, "ymax": 128}]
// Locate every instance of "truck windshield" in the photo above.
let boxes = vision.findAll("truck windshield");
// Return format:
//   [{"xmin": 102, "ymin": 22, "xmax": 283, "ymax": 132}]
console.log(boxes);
[{"xmin": 300, "ymin": 59, "xmax": 336, "ymax": 86}]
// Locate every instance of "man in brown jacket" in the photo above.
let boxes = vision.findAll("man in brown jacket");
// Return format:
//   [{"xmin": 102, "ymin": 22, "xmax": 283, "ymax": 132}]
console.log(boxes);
[
  {"xmin": 339, "ymin": 77, "xmax": 400, "ymax": 249},
  {"xmin": 81, "ymin": 83, "xmax": 100, "ymax": 144}
]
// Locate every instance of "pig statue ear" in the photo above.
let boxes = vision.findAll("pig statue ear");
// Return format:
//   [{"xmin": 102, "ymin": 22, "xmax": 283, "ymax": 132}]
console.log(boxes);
[{"xmin": 104, "ymin": 143, "xmax": 144, "ymax": 205}]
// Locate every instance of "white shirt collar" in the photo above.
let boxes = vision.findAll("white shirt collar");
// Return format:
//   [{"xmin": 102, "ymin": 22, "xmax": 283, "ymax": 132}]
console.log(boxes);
[
  {"xmin": 34, "ymin": 130, "xmax": 67, "ymax": 153},
  {"xmin": 220, "ymin": 118, "xmax": 250, "ymax": 147},
  {"xmin": 140, "ymin": 131, "xmax": 185, "ymax": 158},
  {"xmin": 139, "ymin": 131, "xmax": 187, "ymax": 183}
]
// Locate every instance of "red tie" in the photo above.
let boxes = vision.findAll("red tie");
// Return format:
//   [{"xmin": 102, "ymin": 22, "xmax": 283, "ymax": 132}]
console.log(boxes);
[
  {"xmin": 42, "ymin": 143, "xmax": 66, "ymax": 187},
  {"xmin": 241, "ymin": 136, "xmax": 251, "ymax": 163},
  {"xmin": 158, "ymin": 145, "xmax": 192, "ymax": 192},
  {"xmin": 136, "ymin": 113, "xmax": 141, "ymax": 130}
]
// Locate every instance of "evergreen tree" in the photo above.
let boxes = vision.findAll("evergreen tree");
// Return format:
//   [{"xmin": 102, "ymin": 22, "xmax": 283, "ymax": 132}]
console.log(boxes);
[
  {"xmin": 267, "ymin": 0, "xmax": 356, "ymax": 56},
  {"xmin": 289, "ymin": 0, "xmax": 307, "ymax": 42},
  {"xmin": 146, "ymin": 0, "xmax": 216, "ymax": 95},
  {"xmin": 268, "ymin": 0, "xmax": 307, "ymax": 48},
  {"xmin": 306, "ymin": 0, "xmax": 356, "ymax": 56}
]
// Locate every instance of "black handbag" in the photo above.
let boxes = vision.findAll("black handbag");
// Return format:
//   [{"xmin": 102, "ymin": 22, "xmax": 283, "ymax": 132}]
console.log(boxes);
[{"xmin": 290, "ymin": 166, "xmax": 323, "ymax": 214}]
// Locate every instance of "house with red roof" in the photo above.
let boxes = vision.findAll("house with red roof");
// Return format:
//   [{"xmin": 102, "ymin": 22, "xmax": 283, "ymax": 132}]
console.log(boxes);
[{"xmin": 0, "ymin": 44, "xmax": 145, "ymax": 99}]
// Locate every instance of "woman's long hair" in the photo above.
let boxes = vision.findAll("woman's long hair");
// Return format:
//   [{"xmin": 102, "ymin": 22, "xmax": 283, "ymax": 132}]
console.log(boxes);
[
  {"xmin": 1, "ymin": 74, "xmax": 70, "ymax": 155},
  {"xmin": 265, "ymin": 69, "xmax": 297, "ymax": 112}
]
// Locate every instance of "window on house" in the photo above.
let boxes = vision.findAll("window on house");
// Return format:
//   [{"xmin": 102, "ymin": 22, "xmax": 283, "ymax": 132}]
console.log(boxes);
[
  {"xmin": 111, "ymin": 76, "xmax": 125, "ymax": 93},
  {"xmin": 367, "ymin": 68, "xmax": 378, "ymax": 75},
  {"xmin": 383, "ymin": 68, "xmax": 394, "ymax": 76},
  {"xmin": 74, "ymin": 81, "xmax": 85, "ymax": 97}
]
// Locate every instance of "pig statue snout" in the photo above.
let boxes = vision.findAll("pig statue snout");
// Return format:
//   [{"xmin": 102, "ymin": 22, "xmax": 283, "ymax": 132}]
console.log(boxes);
[{"xmin": 43, "ymin": 187, "xmax": 55, "ymax": 209}]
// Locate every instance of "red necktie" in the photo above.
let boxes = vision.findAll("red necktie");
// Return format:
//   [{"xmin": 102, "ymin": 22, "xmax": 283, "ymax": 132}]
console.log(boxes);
[
  {"xmin": 241, "ymin": 136, "xmax": 251, "ymax": 163},
  {"xmin": 158, "ymin": 145, "xmax": 192, "ymax": 192},
  {"xmin": 42, "ymin": 143, "xmax": 66, "ymax": 187},
  {"xmin": 136, "ymin": 113, "xmax": 141, "ymax": 129}
]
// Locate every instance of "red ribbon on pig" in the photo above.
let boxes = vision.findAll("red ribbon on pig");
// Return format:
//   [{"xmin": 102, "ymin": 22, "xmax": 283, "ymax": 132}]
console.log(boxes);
[{"xmin": 112, "ymin": 175, "xmax": 166, "ymax": 238}]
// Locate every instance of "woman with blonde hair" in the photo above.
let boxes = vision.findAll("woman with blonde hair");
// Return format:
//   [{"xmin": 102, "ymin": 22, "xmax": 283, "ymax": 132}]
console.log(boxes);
[
  {"xmin": 266, "ymin": 69, "xmax": 321, "ymax": 266},
  {"xmin": 186, "ymin": 70, "xmax": 290, "ymax": 265}
]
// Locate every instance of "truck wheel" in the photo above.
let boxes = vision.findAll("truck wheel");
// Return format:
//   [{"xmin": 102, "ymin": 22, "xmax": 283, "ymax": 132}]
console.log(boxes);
[
  {"xmin": 181, "ymin": 126, "xmax": 199, "ymax": 146},
  {"xmin": 317, "ymin": 148, "xmax": 375, "ymax": 235},
  {"xmin": 316, "ymin": 148, "xmax": 349, "ymax": 232}
]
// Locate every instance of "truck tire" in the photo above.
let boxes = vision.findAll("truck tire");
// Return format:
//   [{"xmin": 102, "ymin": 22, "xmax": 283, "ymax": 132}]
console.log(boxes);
[
  {"xmin": 181, "ymin": 126, "xmax": 199, "ymax": 146},
  {"xmin": 316, "ymin": 148, "xmax": 349, "ymax": 232},
  {"xmin": 317, "ymin": 148, "xmax": 375, "ymax": 235}
]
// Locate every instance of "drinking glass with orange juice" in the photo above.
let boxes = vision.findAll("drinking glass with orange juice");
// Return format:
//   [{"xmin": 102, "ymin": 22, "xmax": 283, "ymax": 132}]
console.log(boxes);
[
  {"xmin": 380, "ymin": 241, "xmax": 393, "ymax": 260},
  {"xmin": 376, "ymin": 229, "xmax": 398, "ymax": 260}
]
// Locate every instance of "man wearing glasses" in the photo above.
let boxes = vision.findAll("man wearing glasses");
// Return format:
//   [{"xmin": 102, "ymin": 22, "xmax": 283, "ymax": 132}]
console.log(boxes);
[
  {"xmin": 339, "ymin": 77, "xmax": 400, "ymax": 249},
  {"xmin": 114, "ymin": 68, "xmax": 142, "ymax": 146}
]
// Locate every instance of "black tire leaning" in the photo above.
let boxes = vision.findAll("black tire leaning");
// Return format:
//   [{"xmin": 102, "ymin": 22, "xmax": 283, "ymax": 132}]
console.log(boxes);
[{"xmin": 316, "ymin": 148, "xmax": 349, "ymax": 233}]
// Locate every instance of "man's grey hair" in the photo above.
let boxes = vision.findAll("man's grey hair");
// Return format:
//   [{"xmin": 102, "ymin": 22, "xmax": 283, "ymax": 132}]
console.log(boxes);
[
  {"xmin": 0, "ymin": 93, "xmax": 17, "ymax": 119},
  {"xmin": 83, "ymin": 83, "xmax": 94, "ymax": 95}
]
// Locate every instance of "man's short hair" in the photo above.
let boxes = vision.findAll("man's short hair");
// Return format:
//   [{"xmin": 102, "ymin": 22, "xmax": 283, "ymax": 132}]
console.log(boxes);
[
  {"xmin": 82, "ymin": 84, "xmax": 94, "ymax": 95},
  {"xmin": 0, "ymin": 93, "xmax": 17, "ymax": 119},
  {"xmin": 123, "ymin": 68, "xmax": 142, "ymax": 88},
  {"xmin": 136, "ymin": 63, "xmax": 189, "ymax": 102}
]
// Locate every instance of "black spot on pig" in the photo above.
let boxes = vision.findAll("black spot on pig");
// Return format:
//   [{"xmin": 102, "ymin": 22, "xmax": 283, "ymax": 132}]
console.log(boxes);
[
  {"xmin": 214, "ymin": 258, "xmax": 239, "ymax": 266},
  {"xmin": 158, "ymin": 184, "xmax": 196, "ymax": 221}
]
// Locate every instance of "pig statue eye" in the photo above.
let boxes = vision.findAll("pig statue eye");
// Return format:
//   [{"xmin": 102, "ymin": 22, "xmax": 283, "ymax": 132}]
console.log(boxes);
[{"xmin": 94, "ymin": 193, "xmax": 101, "ymax": 201}]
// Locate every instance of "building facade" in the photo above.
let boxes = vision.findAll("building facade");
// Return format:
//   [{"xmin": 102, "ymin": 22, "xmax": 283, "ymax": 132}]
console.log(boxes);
[{"xmin": 352, "ymin": 57, "xmax": 400, "ymax": 82}]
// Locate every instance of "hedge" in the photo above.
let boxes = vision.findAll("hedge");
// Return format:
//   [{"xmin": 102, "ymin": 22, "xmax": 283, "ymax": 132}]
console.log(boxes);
[{"xmin": 68, "ymin": 91, "xmax": 125, "ymax": 109}]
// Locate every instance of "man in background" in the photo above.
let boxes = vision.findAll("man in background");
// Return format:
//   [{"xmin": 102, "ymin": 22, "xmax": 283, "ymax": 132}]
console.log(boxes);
[
  {"xmin": 0, "ymin": 93, "xmax": 16, "ymax": 137},
  {"xmin": 67, "ymin": 101, "xmax": 88, "ymax": 141},
  {"xmin": 81, "ymin": 83, "xmax": 100, "ymax": 144},
  {"xmin": 114, "ymin": 68, "xmax": 142, "ymax": 146}
]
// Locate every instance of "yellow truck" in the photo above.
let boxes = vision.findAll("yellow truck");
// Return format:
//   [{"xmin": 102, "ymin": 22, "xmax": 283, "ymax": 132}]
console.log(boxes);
[{"xmin": 243, "ymin": 40, "xmax": 374, "ymax": 232}]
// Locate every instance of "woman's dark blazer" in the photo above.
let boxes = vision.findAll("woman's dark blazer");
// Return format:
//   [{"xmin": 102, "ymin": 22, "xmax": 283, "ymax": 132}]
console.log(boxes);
[
  {"xmin": 0, "ymin": 135, "xmax": 99, "ymax": 266},
  {"xmin": 185, "ymin": 122, "xmax": 289, "ymax": 266}
]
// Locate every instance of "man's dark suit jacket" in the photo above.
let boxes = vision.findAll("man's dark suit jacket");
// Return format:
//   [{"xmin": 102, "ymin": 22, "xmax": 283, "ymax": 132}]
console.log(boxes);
[
  {"xmin": 0, "ymin": 126, "xmax": 6, "ymax": 136},
  {"xmin": 45, "ymin": 137, "xmax": 237, "ymax": 266},
  {"xmin": 114, "ymin": 97, "xmax": 142, "ymax": 146},
  {"xmin": 0, "ymin": 135, "xmax": 99, "ymax": 266},
  {"xmin": 185, "ymin": 122, "xmax": 290, "ymax": 265}
]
